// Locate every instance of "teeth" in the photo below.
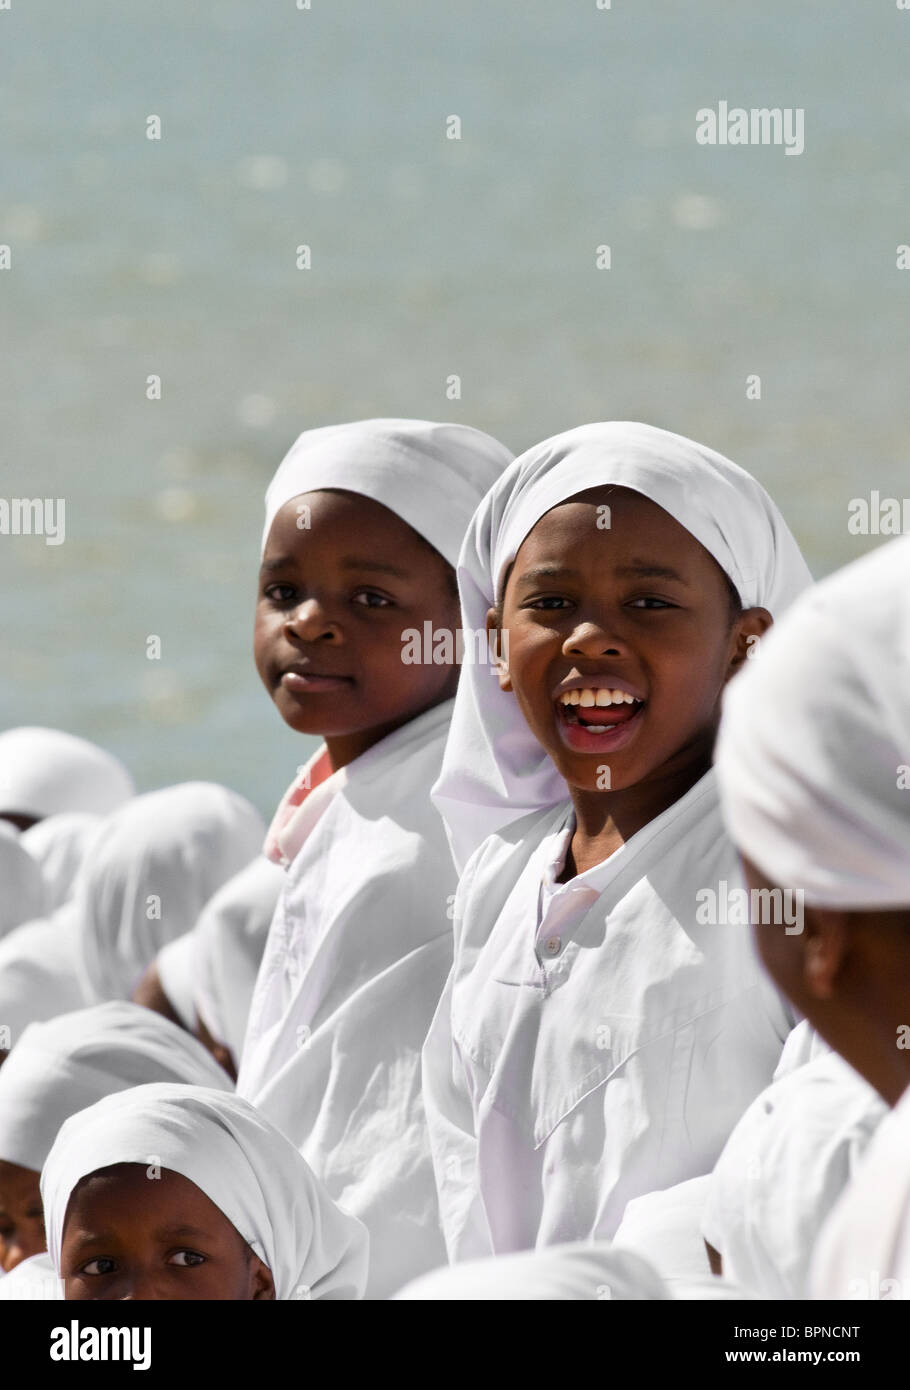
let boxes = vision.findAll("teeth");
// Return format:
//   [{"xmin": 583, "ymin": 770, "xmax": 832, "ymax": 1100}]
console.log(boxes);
[{"xmin": 558, "ymin": 687, "xmax": 641, "ymax": 707}]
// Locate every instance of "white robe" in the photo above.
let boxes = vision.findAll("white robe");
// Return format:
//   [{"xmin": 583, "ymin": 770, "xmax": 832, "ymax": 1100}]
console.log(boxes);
[
  {"xmin": 19, "ymin": 812, "xmax": 102, "ymax": 911},
  {"xmin": 810, "ymin": 1081, "xmax": 910, "ymax": 1300},
  {"xmin": 701, "ymin": 1049, "xmax": 885, "ymax": 1299},
  {"xmin": 422, "ymin": 770, "xmax": 792, "ymax": 1260},
  {"xmin": 238, "ymin": 701, "xmax": 458, "ymax": 1298}
]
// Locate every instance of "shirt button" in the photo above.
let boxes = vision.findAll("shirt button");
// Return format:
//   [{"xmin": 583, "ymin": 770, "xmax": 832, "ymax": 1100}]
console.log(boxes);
[{"xmin": 544, "ymin": 935, "xmax": 561, "ymax": 956}]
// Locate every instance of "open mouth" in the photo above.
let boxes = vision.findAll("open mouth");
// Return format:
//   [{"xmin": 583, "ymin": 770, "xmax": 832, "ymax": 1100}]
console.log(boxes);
[{"xmin": 555, "ymin": 686, "xmax": 646, "ymax": 752}]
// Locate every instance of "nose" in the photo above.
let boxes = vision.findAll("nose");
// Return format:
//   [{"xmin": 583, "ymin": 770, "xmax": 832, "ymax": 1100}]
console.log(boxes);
[
  {"xmin": 283, "ymin": 597, "xmax": 342, "ymax": 645},
  {"xmin": 563, "ymin": 615, "xmax": 628, "ymax": 660}
]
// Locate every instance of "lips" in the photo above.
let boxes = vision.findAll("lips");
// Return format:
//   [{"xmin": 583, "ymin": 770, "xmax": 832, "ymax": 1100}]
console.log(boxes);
[
  {"xmin": 280, "ymin": 668, "xmax": 353, "ymax": 695},
  {"xmin": 554, "ymin": 682, "xmax": 646, "ymax": 753}
]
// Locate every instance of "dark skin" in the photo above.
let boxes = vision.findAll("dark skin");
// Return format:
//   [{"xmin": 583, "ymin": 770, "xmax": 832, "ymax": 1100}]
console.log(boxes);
[
  {"xmin": 705, "ymin": 856, "xmax": 910, "ymax": 1278},
  {"xmin": 0, "ymin": 1158, "xmax": 45, "ymax": 1271},
  {"xmin": 0, "ymin": 813, "xmax": 39, "ymax": 832},
  {"xmin": 131, "ymin": 961, "xmax": 186, "ymax": 1030},
  {"xmin": 194, "ymin": 1012, "xmax": 238, "ymax": 1083},
  {"xmin": 61, "ymin": 1164, "xmax": 274, "ymax": 1300},
  {"xmin": 255, "ymin": 489, "xmax": 461, "ymax": 772},
  {"xmin": 488, "ymin": 487, "xmax": 771, "ymax": 878}
]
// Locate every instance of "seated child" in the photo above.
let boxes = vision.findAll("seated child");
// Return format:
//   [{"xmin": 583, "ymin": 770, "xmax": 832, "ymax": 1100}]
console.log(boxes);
[
  {"xmin": 423, "ymin": 420, "xmax": 813, "ymax": 1259},
  {"xmin": 0, "ymin": 1001, "xmax": 230, "ymax": 1286},
  {"xmin": 236, "ymin": 418, "xmax": 512, "ymax": 1298},
  {"xmin": 72, "ymin": 781, "xmax": 263, "ymax": 1002},
  {"xmin": 0, "ymin": 726, "xmax": 133, "ymax": 832},
  {"xmin": 712, "ymin": 533, "xmax": 910, "ymax": 1299},
  {"xmin": 42, "ymin": 1083, "xmax": 369, "ymax": 1300}
]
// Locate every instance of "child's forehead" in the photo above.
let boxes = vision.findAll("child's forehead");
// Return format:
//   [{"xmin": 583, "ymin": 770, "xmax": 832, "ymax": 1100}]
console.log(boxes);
[
  {"xmin": 515, "ymin": 487, "xmax": 696, "ymax": 558},
  {"xmin": 265, "ymin": 489, "xmax": 422, "ymax": 555}
]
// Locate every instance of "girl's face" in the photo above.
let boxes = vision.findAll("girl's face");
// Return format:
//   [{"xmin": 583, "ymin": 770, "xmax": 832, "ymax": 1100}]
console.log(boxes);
[
  {"xmin": 0, "ymin": 1159, "xmax": 44, "ymax": 1271},
  {"xmin": 255, "ymin": 489, "xmax": 461, "ymax": 768},
  {"xmin": 493, "ymin": 487, "xmax": 765, "ymax": 796},
  {"xmin": 61, "ymin": 1164, "xmax": 274, "ymax": 1300}
]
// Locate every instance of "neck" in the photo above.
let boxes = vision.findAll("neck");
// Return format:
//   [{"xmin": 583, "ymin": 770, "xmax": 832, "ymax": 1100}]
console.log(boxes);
[
  {"xmin": 323, "ymin": 683, "xmax": 455, "ymax": 773},
  {"xmin": 563, "ymin": 742, "xmax": 713, "ymax": 878}
]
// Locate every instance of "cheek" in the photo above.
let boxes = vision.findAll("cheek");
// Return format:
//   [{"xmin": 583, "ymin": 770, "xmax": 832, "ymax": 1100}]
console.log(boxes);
[{"xmin": 754, "ymin": 922, "xmax": 804, "ymax": 998}]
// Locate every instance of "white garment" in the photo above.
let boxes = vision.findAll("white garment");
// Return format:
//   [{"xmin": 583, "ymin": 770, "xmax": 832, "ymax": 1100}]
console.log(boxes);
[
  {"xmin": 0, "ymin": 832, "xmax": 48, "ymax": 939},
  {"xmin": 811, "ymin": 1081, "xmax": 910, "ymax": 1300},
  {"xmin": 41, "ymin": 1083, "xmax": 369, "ymax": 1301},
  {"xmin": 238, "ymin": 701, "xmax": 457, "ymax": 1299},
  {"xmin": 192, "ymin": 857, "xmax": 284, "ymax": 1061},
  {"xmin": 702, "ymin": 1051, "xmax": 885, "ymax": 1299},
  {"xmin": 613, "ymin": 1176, "xmax": 714, "ymax": 1289},
  {"xmin": 0, "ymin": 1001, "xmax": 231, "ymax": 1172},
  {"xmin": 0, "ymin": 1252, "xmax": 61, "ymax": 1301},
  {"xmin": 0, "ymin": 726, "xmax": 133, "ymax": 821},
  {"xmin": 716, "ymin": 533, "xmax": 910, "ymax": 908},
  {"xmin": 0, "ymin": 906, "xmax": 85, "ymax": 1049},
  {"xmin": 73, "ymin": 782, "xmax": 264, "ymax": 1003},
  {"xmin": 20, "ymin": 812, "xmax": 103, "ymax": 910},
  {"xmin": 393, "ymin": 1242, "xmax": 669, "ymax": 1300},
  {"xmin": 261, "ymin": 418, "xmax": 513, "ymax": 565},
  {"xmin": 155, "ymin": 930, "xmax": 199, "ymax": 1029},
  {"xmin": 422, "ymin": 772, "xmax": 793, "ymax": 1261},
  {"xmin": 433, "ymin": 420, "xmax": 813, "ymax": 872}
]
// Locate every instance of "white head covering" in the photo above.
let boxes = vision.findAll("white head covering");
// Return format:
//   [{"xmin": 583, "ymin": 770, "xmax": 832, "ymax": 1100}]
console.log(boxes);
[
  {"xmin": 73, "ymin": 782, "xmax": 265, "ymax": 1003},
  {"xmin": 42, "ymin": 1083, "xmax": 369, "ymax": 1300},
  {"xmin": 716, "ymin": 534, "xmax": 910, "ymax": 908},
  {"xmin": 0, "ymin": 1001, "xmax": 231, "ymax": 1173},
  {"xmin": 0, "ymin": 831, "xmax": 48, "ymax": 938},
  {"xmin": 0, "ymin": 727, "xmax": 133, "ymax": 821},
  {"xmin": 393, "ymin": 1240, "xmax": 668, "ymax": 1300},
  {"xmin": 261, "ymin": 417, "xmax": 514, "ymax": 565},
  {"xmin": 192, "ymin": 856, "xmax": 284, "ymax": 1060},
  {"xmin": 19, "ymin": 813, "xmax": 103, "ymax": 910},
  {"xmin": 433, "ymin": 421, "xmax": 813, "ymax": 869},
  {"xmin": 0, "ymin": 908, "xmax": 85, "ymax": 1048}
]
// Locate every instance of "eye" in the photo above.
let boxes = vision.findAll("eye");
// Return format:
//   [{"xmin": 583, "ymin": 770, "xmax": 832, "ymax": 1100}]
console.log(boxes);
[
  {"xmin": 352, "ymin": 589, "xmax": 393, "ymax": 609},
  {"xmin": 81, "ymin": 1257, "xmax": 116, "ymax": 1276},
  {"xmin": 263, "ymin": 583, "xmax": 296, "ymax": 603},
  {"xmin": 628, "ymin": 596, "xmax": 676, "ymax": 609},
  {"xmin": 525, "ymin": 595, "xmax": 572, "ymax": 611},
  {"xmin": 169, "ymin": 1249, "xmax": 206, "ymax": 1267}
]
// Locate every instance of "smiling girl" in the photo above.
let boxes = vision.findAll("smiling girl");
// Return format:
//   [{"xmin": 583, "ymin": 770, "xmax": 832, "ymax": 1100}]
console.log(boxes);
[
  {"xmin": 236, "ymin": 419, "xmax": 512, "ymax": 1298},
  {"xmin": 423, "ymin": 421, "xmax": 813, "ymax": 1260}
]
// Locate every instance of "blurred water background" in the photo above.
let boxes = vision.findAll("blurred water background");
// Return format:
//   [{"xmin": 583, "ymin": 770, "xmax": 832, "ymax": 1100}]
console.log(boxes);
[{"xmin": 1, "ymin": 0, "xmax": 907, "ymax": 817}]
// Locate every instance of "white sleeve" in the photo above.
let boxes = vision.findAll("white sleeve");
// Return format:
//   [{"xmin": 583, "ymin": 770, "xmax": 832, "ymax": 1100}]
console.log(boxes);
[{"xmin": 420, "ymin": 853, "xmax": 494, "ymax": 1264}]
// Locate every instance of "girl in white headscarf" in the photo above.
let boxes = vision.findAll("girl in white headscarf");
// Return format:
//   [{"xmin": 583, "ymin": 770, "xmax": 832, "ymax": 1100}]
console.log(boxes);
[
  {"xmin": 0, "ymin": 727, "xmax": 133, "ymax": 831},
  {"xmin": 42, "ymin": 1084, "xmax": 369, "ymax": 1300},
  {"xmin": 236, "ymin": 418, "xmax": 512, "ymax": 1298},
  {"xmin": 19, "ymin": 813, "xmax": 103, "ymax": 911},
  {"xmin": 422, "ymin": 421, "xmax": 812, "ymax": 1263},
  {"xmin": 0, "ymin": 1001, "xmax": 231, "ymax": 1296},
  {"xmin": 0, "ymin": 830, "xmax": 48, "ymax": 939},
  {"xmin": 73, "ymin": 782, "xmax": 264, "ymax": 1003},
  {"xmin": 712, "ymin": 534, "xmax": 910, "ymax": 1300}
]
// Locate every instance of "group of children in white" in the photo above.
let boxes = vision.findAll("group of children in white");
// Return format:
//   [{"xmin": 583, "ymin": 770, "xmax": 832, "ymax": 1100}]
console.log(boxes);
[{"xmin": 0, "ymin": 418, "xmax": 907, "ymax": 1302}]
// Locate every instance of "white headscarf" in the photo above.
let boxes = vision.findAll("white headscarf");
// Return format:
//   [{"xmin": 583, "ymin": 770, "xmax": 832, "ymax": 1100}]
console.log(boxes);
[
  {"xmin": 192, "ymin": 857, "xmax": 284, "ymax": 1060},
  {"xmin": 0, "ymin": 727, "xmax": 133, "ymax": 821},
  {"xmin": 0, "ymin": 907, "xmax": 84, "ymax": 1048},
  {"xmin": 73, "ymin": 783, "xmax": 265, "ymax": 1003},
  {"xmin": 261, "ymin": 417, "xmax": 514, "ymax": 565},
  {"xmin": 0, "ymin": 1002, "xmax": 231, "ymax": 1173},
  {"xmin": 42, "ymin": 1083, "xmax": 369, "ymax": 1301},
  {"xmin": 393, "ymin": 1241, "xmax": 669, "ymax": 1300},
  {"xmin": 715, "ymin": 535, "xmax": 910, "ymax": 907},
  {"xmin": 433, "ymin": 421, "xmax": 813, "ymax": 870},
  {"xmin": 19, "ymin": 813, "xmax": 103, "ymax": 910},
  {"xmin": 0, "ymin": 831, "xmax": 48, "ymax": 938}
]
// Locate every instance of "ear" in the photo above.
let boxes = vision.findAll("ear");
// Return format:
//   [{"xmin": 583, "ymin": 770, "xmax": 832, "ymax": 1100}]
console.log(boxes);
[
  {"xmin": 801, "ymin": 906, "xmax": 851, "ymax": 1000},
  {"xmin": 485, "ymin": 606, "xmax": 512, "ymax": 692},
  {"xmin": 725, "ymin": 606, "xmax": 773, "ymax": 681},
  {"xmin": 249, "ymin": 1253, "xmax": 276, "ymax": 1301}
]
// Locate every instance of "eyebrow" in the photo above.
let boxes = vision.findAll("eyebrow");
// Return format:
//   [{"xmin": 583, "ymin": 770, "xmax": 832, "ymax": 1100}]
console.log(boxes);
[
  {"xmin": 515, "ymin": 561, "xmax": 689, "ymax": 585},
  {"xmin": 259, "ymin": 555, "xmax": 412, "ymax": 580}
]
